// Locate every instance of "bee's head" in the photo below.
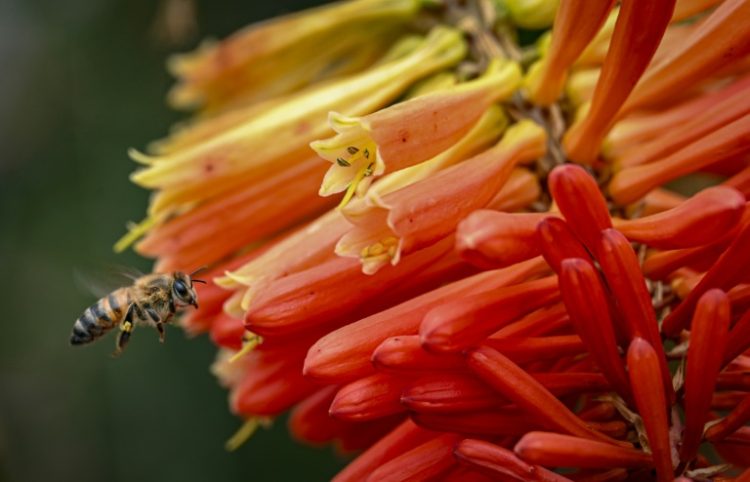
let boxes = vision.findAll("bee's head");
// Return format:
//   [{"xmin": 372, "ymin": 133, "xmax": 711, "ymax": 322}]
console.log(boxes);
[{"xmin": 172, "ymin": 271, "xmax": 202, "ymax": 309}]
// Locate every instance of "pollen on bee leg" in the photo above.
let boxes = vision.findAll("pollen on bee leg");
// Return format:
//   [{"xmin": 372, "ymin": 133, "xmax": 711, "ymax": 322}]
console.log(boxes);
[
  {"xmin": 228, "ymin": 331, "xmax": 263, "ymax": 364},
  {"xmin": 224, "ymin": 416, "xmax": 272, "ymax": 452}
]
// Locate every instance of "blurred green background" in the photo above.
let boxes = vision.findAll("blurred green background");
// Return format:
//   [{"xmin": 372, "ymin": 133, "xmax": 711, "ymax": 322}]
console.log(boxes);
[{"xmin": 0, "ymin": 1, "xmax": 349, "ymax": 481}]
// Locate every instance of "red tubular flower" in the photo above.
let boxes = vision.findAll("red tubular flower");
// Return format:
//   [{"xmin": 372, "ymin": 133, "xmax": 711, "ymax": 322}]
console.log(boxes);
[
  {"xmin": 411, "ymin": 409, "xmax": 541, "ymax": 436},
  {"xmin": 623, "ymin": 0, "xmax": 750, "ymax": 113},
  {"xmin": 372, "ymin": 335, "xmax": 465, "ymax": 375},
  {"xmin": 492, "ymin": 302, "xmax": 570, "ymax": 339},
  {"xmin": 680, "ymin": 289, "xmax": 731, "ymax": 462},
  {"xmin": 558, "ymin": 258, "xmax": 631, "ymax": 400},
  {"xmin": 336, "ymin": 414, "xmax": 404, "ymax": 453},
  {"xmin": 456, "ymin": 210, "xmax": 548, "ymax": 269},
  {"xmin": 514, "ymin": 432, "xmax": 653, "ymax": 469},
  {"xmin": 563, "ymin": 0, "xmax": 676, "ymax": 164},
  {"xmin": 596, "ymin": 229, "xmax": 674, "ymax": 401},
  {"xmin": 612, "ymin": 186, "xmax": 746, "ymax": 249},
  {"xmin": 484, "ymin": 335, "xmax": 585, "ymax": 365},
  {"xmin": 626, "ymin": 338, "xmax": 674, "ymax": 482},
  {"xmin": 578, "ymin": 403, "xmax": 616, "ymax": 423},
  {"xmin": 663, "ymin": 219, "xmax": 750, "ymax": 336},
  {"xmin": 723, "ymin": 310, "xmax": 750, "ymax": 367},
  {"xmin": 455, "ymin": 438, "xmax": 571, "ymax": 482},
  {"xmin": 548, "ymin": 164, "xmax": 611, "ymax": 252},
  {"xmin": 420, "ymin": 276, "xmax": 560, "ymax": 353},
  {"xmin": 525, "ymin": 0, "xmax": 615, "ymax": 105},
  {"xmin": 402, "ymin": 372, "xmax": 611, "ymax": 415},
  {"xmin": 365, "ymin": 433, "xmax": 461, "ymax": 482},
  {"xmin": 245, "ymin": 235, "xmax": 452, "ymax": 337},
  {"xmin": 329, "ymin": 373, "xmax": 409, "ymax": 421},
  {"xmin": 288, "ymin": 386, "xmax": 348, "ymax": 445},
  {"xmin": 442, "ymin": 466, "xmax": 495, "ymax": 482},
  {"xmin": 332, "ymin": 419, "xmax": 436, "ymax": 482},
  {"xmin": 401, "ymin": 373, "xmax": 507, "ymax": 413},
  {"xmin": 230, "ymin": 352, "xmax": 318, "ymax": 416},
  {"xmin": 642, "ymin": 237, "xmax": 735, "ymax": 281},
  {"xmin": 726, "ymin": 165, "xmax": 750, "ymax": 199},
  {"xmin": 304, "ymin": 257, "xmax": 548, "ymax": 383},
  {"xmin": 706, "ymin": 393, "xmax": 750, "ymax": 443},
  {"xmin": 209, "ymin": 312, "xmax": 244, "ymax": 350},
  {"xmin": 536, "ymin": 217, "xmax": 593, "ymax": 273},
  {"xmin": 467, "ymin": 345, "xmax": 624, "ymax": 445},
  {"xmin": 609, "ymin": 114, "xmax": 750, "ymax": 205}
]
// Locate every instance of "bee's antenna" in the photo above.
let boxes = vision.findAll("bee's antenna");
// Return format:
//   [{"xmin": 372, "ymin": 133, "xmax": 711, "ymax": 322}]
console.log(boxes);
[
  {"xmin": 192, "ymin": 279, "xmax": 207, "ymax": 284},
  {"xmin": 190, "ymin": 266, "xmax": 208, "ymax": 277}
]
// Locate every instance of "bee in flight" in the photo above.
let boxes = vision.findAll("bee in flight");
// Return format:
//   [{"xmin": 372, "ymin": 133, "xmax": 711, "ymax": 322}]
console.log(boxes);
[{"xmin": 70, "ymin": 271, "xmax": 205, "ymax": 356}]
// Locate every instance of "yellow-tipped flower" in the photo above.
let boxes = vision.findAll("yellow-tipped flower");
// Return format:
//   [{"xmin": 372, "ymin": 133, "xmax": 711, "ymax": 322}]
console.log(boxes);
[
  {"xmin": 504, "ymin": 0, "xmax": 559, "ymax": 30},
  {"xmin": 311, "ymin": 59, "xmax": 521, "ymax": 203},
  {"xmin": 168, "ymin": 0, "xmax": 424, "ymax": 112},
  {"xmin": 128, "ymin": 26, "xmax": 466, "ymax": 220}
]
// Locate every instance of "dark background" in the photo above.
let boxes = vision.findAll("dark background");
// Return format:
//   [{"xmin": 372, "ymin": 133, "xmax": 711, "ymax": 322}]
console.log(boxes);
[{"xmin": 0, "ymin": 1, "xmax": 348, "ymax": 481}]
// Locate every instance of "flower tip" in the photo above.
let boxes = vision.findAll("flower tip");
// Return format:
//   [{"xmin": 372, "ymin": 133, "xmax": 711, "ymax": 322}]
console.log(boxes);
[{"xmin": 127, "ymin": 147, "xmax": 155, "ymax": 165}]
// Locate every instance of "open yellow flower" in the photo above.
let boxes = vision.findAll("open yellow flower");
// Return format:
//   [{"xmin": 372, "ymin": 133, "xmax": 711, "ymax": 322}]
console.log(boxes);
[{"xmin": 311, "ymin": 59, "xmax": 521, "ymax": 204}]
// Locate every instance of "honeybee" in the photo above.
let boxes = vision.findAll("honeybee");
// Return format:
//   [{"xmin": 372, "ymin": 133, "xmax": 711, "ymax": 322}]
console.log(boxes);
[{"xmin": 70, "ymin": 271, "xmax": 205, "ymax": 356}]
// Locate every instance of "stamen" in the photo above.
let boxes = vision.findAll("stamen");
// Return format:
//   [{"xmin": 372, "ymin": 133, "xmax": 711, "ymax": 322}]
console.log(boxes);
[
  {"xmin": 228, "ymin": 332, "xmax": 263, "ymax": 364},
  {"xmin": 338, "ymin": 163, "xmax": 371, "ymax": 208},
  {"xmin": 114, "ymin": 216, "xmax": 157, "ymax": 253},
  {"xmin": 224, "ymin": 417, "xmax": 260, "ymax": 451}
]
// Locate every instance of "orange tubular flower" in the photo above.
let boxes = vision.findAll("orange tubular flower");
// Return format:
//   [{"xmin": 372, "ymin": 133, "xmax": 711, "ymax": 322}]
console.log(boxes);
[
  {"xmin": 456, "ymin": 211, "xmax": 549, "ymax": 269},
  {"xmin": 680, "ymin": 289, "xmax": 731, "ymax": 462},
  {"xmin": 116, "ymin": 0, "xmax": 750, "ymax": 479},
  {"xmin": 563, "ymin": 0, "xmax": 676, "ymax": 164},
  {"xmin": 622, "ymin": 0, "xmax": 750, "ymax": 114},
  {"xmin": 609, "ymin": 114, "xmax": 750, "ymax": 205},
  {"xmin": 615, "ymin": 74, "xmax": 750, "ymax": 169},
  {"xmin": 612, "ymin": 186, "xmax": 746, "ymax": 249},
  {"xmin": 525, "ymin": 0, "xmax": 615, "ymax": 105},
  {"xmin": 312, "ymin": 60, "xmax": 521, "ymax": 200},
  {"xmin": 335, "ymin": 119, "xmax": 546, "ymax": 274}
]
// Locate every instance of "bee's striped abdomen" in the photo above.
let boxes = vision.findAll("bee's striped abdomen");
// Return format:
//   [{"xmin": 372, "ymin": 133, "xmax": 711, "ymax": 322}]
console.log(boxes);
[{"xmin": 70, "ymin": 288, "xmax": 130, "ymax": 346}]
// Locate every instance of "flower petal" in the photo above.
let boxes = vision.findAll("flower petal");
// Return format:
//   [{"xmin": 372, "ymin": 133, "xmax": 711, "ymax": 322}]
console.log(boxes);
[
  {"xmin": 467, "ymin": 345, "xmax": 625, "ymax": 445},
  {"xmin": 626, "ymin": 338, "xmax": 674, "ymax": 482},
  {"xmin": 514, "ymin": 432, "xmax": 652, "ymax": 469}
]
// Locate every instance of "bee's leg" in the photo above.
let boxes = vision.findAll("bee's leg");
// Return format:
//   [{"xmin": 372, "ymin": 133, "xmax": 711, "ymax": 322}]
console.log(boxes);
[
  {"xmin": 113, "ymin": 304, "xmax": 136, "ymax": 357},
  {"xmin": 155, "ymin": 322, "xmax": 165, "ymax": 343},
  {"xmin": 145, "ymin": 307, "xmax": 165, "ymax": 343}
]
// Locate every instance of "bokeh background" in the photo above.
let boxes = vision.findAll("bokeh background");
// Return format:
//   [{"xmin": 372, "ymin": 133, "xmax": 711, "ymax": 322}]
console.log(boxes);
[{"xmin": 0, "ymin": 1, "xmax": 350, "ymax": 481}]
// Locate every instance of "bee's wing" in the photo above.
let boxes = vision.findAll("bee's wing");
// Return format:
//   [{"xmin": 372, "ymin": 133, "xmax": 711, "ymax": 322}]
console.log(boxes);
[{"xmin": 73, "ymin": 265, "xmax": 144, "ymax": 298}]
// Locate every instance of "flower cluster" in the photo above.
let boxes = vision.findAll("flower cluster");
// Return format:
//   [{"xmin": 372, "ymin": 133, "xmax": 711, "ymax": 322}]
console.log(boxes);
[{"xmin": 119, "ymin": 0, "xmax": 750, "ymax": 480}]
